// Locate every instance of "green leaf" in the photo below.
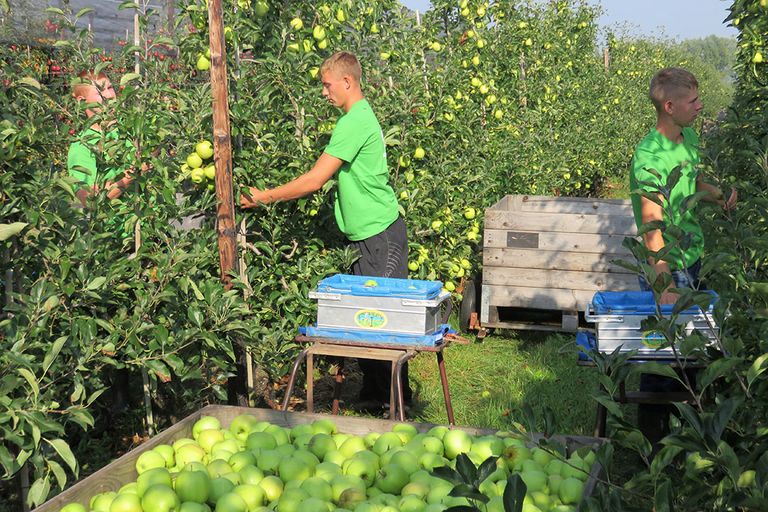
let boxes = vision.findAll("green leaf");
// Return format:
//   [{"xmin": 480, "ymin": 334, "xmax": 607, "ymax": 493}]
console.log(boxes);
[
  {"xmin": 120, "ymin": 73, "xmax": 142, "ymax": 86},
  {"xmin": 48, "ymin": 460, "xmax": 67, "ymax": 491},
  {"xmin": 17, "ymin": 368, "xmax": 39, "ymax": 397},
  {"xmin": 45, "ymin": 438, "xmax": 78, "ymax": 474},
  {"xmin": 629, "ymin": 362, "xmax": 683, "ymax": 384},
  {"xmin": 432, "ymin": 465, "xmax": 462, "ymax": 485},
  {"xmin": 188, "ymin": 279, "xmax": 205, "ymax": 300},
  {"xmin": 653, "ymin": 478, "xmax": 673, "ymax": 512},
  {"xmin": 448, "ymin": 483, "xmax": 487, "ymax": 503},
  {"xmin": 502, "ymin": 473, "xmax": 526, "ymax": 512},
  {"xmin": 42, "ymin": 336, "xmax": 67, "ymax": 377},
  {"xmin": 31, "ymin": 423, "xmax": 41, "ymax": 449},
  {"xmin": 26, "ymin": 476, "xmax": 50, "ymax": 507},
  {"xmin": 75, "ymin": 7, "xmax": 94, "ymax": 18},
  {"xmin": 0, "ymin": 222, "xmax": 28, "ymax": 241},
  {"xmin": 455, "ymin": 453, "xmax": 477, "ymax": 483},
  {"xmin": 477, "ymin": 456, "xmax": 499, "ymax": 483},
  {"xmin": 698, "ymin": 358, "xmax": 742, "ymax": 393},
  {"xmin": 44, "ymin": 7, "xmax": 65, "ymax": 15},
  {"xmin": 673, "ymin": 402, "xmax": 704, "ymax": 438},
  {"xmin": 86, "ymin": 277, "xmax": 107, "ymax": 290},
  {"xmin": 747, "ymin": 353, "xmax": 768, "ymax": 390},
  {"xmin": 18, "ymin": 77, "xmax": 41, "ymax": 90},
  {"xmin": 650, "ymin": 445, "xmax": 683, "ymax": 476}
]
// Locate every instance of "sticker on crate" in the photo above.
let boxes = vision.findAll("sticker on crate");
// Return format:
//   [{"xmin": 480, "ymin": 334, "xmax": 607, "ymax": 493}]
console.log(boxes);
[{"xmin": 354, "ymin": 309, "xmax": 388, "ymax": 329}]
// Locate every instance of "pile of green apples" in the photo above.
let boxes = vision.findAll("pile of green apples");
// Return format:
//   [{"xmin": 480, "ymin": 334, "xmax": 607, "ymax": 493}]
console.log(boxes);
[
  {"xmin": 57, "ymin": 415, "xmax": 595, "ymax": 512},
  {"xmin": 179, "ymin": 140, "xmax": 216, "ymax": 190}
]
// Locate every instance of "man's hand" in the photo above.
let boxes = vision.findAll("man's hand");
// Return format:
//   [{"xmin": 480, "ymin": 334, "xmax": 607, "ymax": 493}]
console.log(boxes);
[
  {"xmin": 659, "ymin": 288, "xmax": 679, "ymax": 305},
  {"xmin": 240, "ymin": 187, "xmax": 266, "ymax": 208},
  {"xmin": 724, "ymin": 188, "xmax": 738, "ymax": 211}
]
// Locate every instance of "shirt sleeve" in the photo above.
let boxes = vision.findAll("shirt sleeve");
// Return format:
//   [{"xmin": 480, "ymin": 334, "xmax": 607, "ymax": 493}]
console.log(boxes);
[
  {"xmin": 324, "ymin": 116, "xmax": 365, "ymax": 162},
  {"xmin": 67, "ymin": 142, "xmax": 97, "ymax": 190},
  {"xmin": 631, "ymin": 146, "xmax": 665, "ymax": 193}
]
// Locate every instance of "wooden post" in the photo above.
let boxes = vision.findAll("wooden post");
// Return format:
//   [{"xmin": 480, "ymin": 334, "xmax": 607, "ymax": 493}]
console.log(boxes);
[
  {"xmin": 207, "ymin": 0, "xmax": 248, "ymax": 406},
  {"xmin": 603, "ymin": 48, "xmax": 610, "ymax": 71},
  {"xmin": 415, "ymin": 11, "xmax": 430, "ymax": 96}
]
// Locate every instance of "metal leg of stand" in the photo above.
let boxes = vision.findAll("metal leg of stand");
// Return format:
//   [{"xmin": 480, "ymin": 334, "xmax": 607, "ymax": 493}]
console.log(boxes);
[
  {"xmin": 436, "ymin": 351, "xmax": 455, "ymax": 425},
  {"xmin": 307, "ymin": 352, "xmax": 314, "ymax": 413},
  {"xmin": 282, "ymin": 347, "xmax": 310, "ymax": 411},
  {"xmin": 394, "ymin": 352, "xmax": 417, "ymax": 421}
]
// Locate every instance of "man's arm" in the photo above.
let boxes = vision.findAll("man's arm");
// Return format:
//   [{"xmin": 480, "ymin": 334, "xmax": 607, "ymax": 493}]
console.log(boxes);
[
  {"xmin": 696, "ymin": 176, "xmax": 737, "ymax": 210},
  {"xmin": 75, "ymin": 170, "xmax": 142, "ymax": 206},
  {"xmin": 639, "ymin": 194, "xmax": 678, "ymax": 304},
  {"xmin": 240, "ymin": 152, "xmax": 343, "ymax": 208}
]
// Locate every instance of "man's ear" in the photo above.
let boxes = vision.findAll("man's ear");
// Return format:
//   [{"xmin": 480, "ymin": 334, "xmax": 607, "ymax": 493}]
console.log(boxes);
[{"xmin": 663, "ymin": 99, "xmax": 674, "ymax": 115}]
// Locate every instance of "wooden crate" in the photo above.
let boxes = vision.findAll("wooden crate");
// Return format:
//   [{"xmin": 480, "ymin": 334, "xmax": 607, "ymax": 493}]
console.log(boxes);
[
  {"xmin": 36, "ymin": 406, "xmax": 604, "ymax": 511},
  {"xmin": 481, "ymin": 194, "xmax": 639, "ymax": 331}
]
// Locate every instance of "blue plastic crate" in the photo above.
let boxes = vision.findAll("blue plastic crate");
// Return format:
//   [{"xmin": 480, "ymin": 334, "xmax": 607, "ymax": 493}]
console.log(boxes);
[
  {"xmin": 591, "ymin": 290, "xmax": 718, "ymax": 316},
  {"xmin": 316, "ymin": 274, "xmax": 443, "ymax": 300}
]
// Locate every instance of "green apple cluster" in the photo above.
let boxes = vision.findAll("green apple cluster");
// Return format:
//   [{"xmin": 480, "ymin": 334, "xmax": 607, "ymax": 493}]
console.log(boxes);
[
  {"xmin": 180, "ymin": 140, "xmax": 216, "ymax": 191},
  {"xmin": 57, "ymin": 415, "xmax": 595, "ymax": 512}
]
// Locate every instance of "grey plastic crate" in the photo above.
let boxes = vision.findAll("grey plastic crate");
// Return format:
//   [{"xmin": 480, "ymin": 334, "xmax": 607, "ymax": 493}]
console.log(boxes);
[
  {"xmin": 585, "ymin": 305, "xmax": 719, "ymax": 358},
  {"xmin": 309, "ymin": 291, "xmax": 450, "ymax": 335}
]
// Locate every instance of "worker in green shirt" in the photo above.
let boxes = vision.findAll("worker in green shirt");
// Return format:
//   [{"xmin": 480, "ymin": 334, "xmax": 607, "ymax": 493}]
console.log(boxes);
[
  {"xmin": 241, "ymin": 51, "xmax": 411, "ymax": 411},
  {"xmin": 68, "ymin": 71, "xmax": 138, "ymax": 207},
  {"xmin": 630, "ymin": 67, "xmax": 737, "ymax": 444},
  {"xmin": 630, "ymin": 67, "xmax": 737, "ymax": 304}
]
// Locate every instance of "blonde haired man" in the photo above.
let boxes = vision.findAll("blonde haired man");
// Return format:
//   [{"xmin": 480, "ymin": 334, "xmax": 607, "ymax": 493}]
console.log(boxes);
[
  {"xmin": 68, "ymin": 71, "xmax": 137, "ymax": 206},
  {"xmin": 241, "ymin": 51, "xmax": 411, "ymax": 410},
  {"xmin": 630, "ymin": 67, "xmax": 736, "ymax": 304}
]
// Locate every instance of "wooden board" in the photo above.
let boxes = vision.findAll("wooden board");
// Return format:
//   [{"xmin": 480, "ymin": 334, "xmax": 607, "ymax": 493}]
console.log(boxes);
[
  {"xmin": 483, "ymin": 267, "xmax": 638, "ymax": 291},
  {"xmin": 36, "ymin": 406, "xmax": 604, "ymax": 512},
  {"xmin": 484, "ymin": 210, "xmax": 636, "ymax": 236},
  {"xmin": 483, "ymin": 229, "xmax": 633, "ymax": 254},
  {"xmin": 483, "ymin": 248, "xmax": 632, "ymax": 273},
  {"xmin": 495, "ymin": 195, "xmax": 634, "ymax": 216},
  {"xmin": 481, "ymin": 284, "xmax": 597, "ymax": 313}
]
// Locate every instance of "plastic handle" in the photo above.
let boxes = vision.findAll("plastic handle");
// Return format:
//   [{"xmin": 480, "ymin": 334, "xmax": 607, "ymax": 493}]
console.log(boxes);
[
  {"xmin": 584, "ymin": 304, "xmax": 624, "ymax": 323},
  {"xmin": 308, "ymin": 292, "xmax": 341, "ymax": 301}
]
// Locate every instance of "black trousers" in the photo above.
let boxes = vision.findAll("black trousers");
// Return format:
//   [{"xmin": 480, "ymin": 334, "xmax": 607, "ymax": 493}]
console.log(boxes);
[{"xmin": 349, "ymin": 216, "xmax": 413, "ymax": 403}]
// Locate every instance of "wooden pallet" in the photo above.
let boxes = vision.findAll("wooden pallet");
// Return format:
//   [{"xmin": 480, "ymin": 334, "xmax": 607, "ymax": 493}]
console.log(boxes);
[{"xmin": 481, "ymin": 195, "xmax": 639, "ymax": 331}]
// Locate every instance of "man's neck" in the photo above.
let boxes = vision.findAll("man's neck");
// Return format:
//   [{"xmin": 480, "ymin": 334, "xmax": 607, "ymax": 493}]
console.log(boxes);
[
  {"xmin": 656, "ymin": 117, "xmax": 684, "ymax": 144},
  {"xmin": 342, "ymin": 91, "xmax": 365, "ymax": 113}
]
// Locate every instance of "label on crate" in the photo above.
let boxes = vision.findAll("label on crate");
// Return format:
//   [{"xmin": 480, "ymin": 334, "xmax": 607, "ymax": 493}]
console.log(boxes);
[
  {"xmin": 354, "ymin": 309, "xmax": 388, "ymax": 329},
  {"xmin": 641, "ymin": 330, "xmax": 666, "ymax": 349}
]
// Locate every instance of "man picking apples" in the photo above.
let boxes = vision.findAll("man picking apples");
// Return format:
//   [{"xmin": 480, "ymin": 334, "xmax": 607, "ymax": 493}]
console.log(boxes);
[
  {"xmin": 68, "ymin": 71, "xmax": 146, "ymax": 208},
  {"xmin": 240, "ymin": 51, "xmax": 411, "ymax": 411}
]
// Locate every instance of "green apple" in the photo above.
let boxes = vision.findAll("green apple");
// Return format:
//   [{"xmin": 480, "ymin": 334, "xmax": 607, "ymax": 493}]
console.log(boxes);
[
  {"xmin": 323, "ymin": 449, "xmax": 346, "ymax": 467},
  {"xmin": 209, "ymin": 477, "xmax": 236, "ymax": 505},
  {"xmin": 312, "ymin": 25, "xmax": 327, "ymax": 41},
  {"xmin": 193, "ymin": 417, "xmax": 222, "ymax": 439},
  {"xmin": 291, "ymin": 424, "xmax": 315, "ymax": 442},
  {"xmin": 196, "ymin": 55, "xmax": 211, "ymax": 72},
  {"xmin": 398, "ymin": 495, "xmax": 426, "ymax": 512},
  {"xmin": 228, "ymin": 451, "xmax": 257, "ymax": 473},
  {"xmin": 337, "ymin": 487, "xmax": 366, "ymax": 510},
  {"xmin": 247, "ymin": 431, "xmax": 277, "ymax": 452},
  {"xmin": 207, "ymin": 459, "xmax": 234, "ymax": 479},
  {"xmin": 264, "ymin": 425, "xmax": 291, "ymax": 446},
  {"xmin": 311, "ymin": 419, "xmax": 338, "ymax": 436},
  {"xmin": 330, "ymin": 475, "xmax": 366, "ymax": 503},
  {"xmin": 175, "ymin": 469, "xmax": 211, "ymax": 504},
  {"xmin": 195, "ymin": 141, "xmax": 214, "ymax": 160},
  {"xmin": 531, "ymin": 448, "xmax": 553, "ymax": 467},
  {"xmin": 91, "ymin": 492, "xmax": 117, "ymax": 512},
  {"xmin": 400, "ymin": 481, "xmax": 429, "ymax": 499},
  {"xmin": 180, "ymin": 503, "xmax": 211, "ymax": 512},
  {"xmin": 175, "ymin": 443, "xmax": 206, "ymax": 468},
  {"xmin": 418, "ymin": 452, "xmax": 445, "ymax": 471},
  {"xmin": 173, "ymin": 438, "xmax": 196, "ymax": 451},
  {"xmin": 257, "ymin": 475, "xmax": 284, "ymax": 502},
  {"xmin": 119, "ymin": 482, "xmax": 138, "ymax": 495},
  {"xmin": 374, "ymin": 464, "xmax": 409, "ymax": 494},
  {"xmin": 558, "ymin": 477, "xmax": 584, "ymax": 505},
  {"xmin": 299, "ymin": 477, "xmax": 333, "ymax": 502},
  {"xmin": 314, "ymin": 462, "xmax": 342, "ymax": 483},
  {"xmin": 239, "ymin": 464, "xmax": 265, "ymax": 486},
  {"xmin": 309, "ymin": 434, "xmax": 337, "ymax": 460},
  {"xmin": 137, "ymin": 450, "xmax": 169, "ymax": 475},
  {"xmin": 419, "ymin": 436, "xmax": 443, "ymax": 456},
  {"xmin": 61, "ymin": 504, "xmax": 88, "ymax": 512},
  {"xmin": 137, "ymin": 468, "xmax": 172, "ymax": 497},
  {"xmin": 413, "ymin": 147, "xmax": 425, "ymax": 160},
  {"xmin": 501, "ymin": 444, "xmax": 530, "ymax": 471},
  {"xmin": 293, "ymin": 449, "xmax": 320, "ymax": 469},
  {"xmin": 391, "ymin": 424, "xmax": 418, "ymax": 443},
  {"xmin": 342, "ymin": 457, "xmax": 377, "ymax": 487},
  {"xmin": 214, "ymin": 492, "xmax": 248, "ymax": 512},
  {"xmin": 441, "ymin": 430, "xmax": 472, "ymax": 460},
  {"xmin": 141, "ymin": 485, "xmax": 180, "ymax": 512},
  {"xmin": 278, "ymin": 456, "xmax": 313, "ymax": 482},
  {"xmin": 198, "ymin": 429, "xmax": 226, "ymax": 453},
  {"xmin": 426, "ymin": 426, "xmax": 448, "ymax": 440},
  {"xmin": 548, "ymin": 474, "xmax": 563, "ymax": 494},
  {"xmin": 289, "ymin": 18, "xmax": 303, "ymax": 30},
  {"xmin": 520, "ymin": 469, "xmax": 547, "ymax": 493},
  {"xmin": 233, "ymin": 484, "xmax": 265, "ymax": 509},
  {"xmin": 184, "ymin": 462, "xmax": 208, "ymax": 474},
  {"xmin": 339, "ymin": 437, "xmax": 366, "ymax": 459},
  {"xmin": 388, "ymin": 451, "xmax": 419, "ymax": 476},
  {"xmin": 372, "ymin": 433, "xmax": 402, "ymax": 456},
  {"xmin": 298, "ymin": 497, "xmax": 329, "ymax": 512}
]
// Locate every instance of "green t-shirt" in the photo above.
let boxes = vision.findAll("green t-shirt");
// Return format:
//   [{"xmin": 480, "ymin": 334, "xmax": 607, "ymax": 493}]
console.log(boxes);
[
  {"xmin": 630, "ymin": 127, "xmax": 703, "ymax": 270},
  {"xmin": 324, "ymin": 99, "xmax": 399, "ymax": 241},
  {"xmin": 67, "ymin": 127, "xmax": 123, "ymax": 189}
]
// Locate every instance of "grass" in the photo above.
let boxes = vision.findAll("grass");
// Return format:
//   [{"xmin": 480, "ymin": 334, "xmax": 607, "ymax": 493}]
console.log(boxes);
[{"xmin": 406, "ymin": 330, "xmax": 600, "ymax": 436}]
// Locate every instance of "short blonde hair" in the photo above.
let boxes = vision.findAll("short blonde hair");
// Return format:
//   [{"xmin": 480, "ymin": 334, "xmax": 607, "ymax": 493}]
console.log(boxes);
[
  {"xmin": 649, "ymin": 68, "xmax": 698, "ymax": 112},
  {"xmin": 72, "ymin": 70, "xmax": 111, "ymax": 99},
  {"xmin": 320, "ymin": 51, "xmax": 362, "ymax": 82}
]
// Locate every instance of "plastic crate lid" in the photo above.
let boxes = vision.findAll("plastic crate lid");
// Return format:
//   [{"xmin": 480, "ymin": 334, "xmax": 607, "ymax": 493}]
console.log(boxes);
[
  {"xmin": 591, "ymin": 290, "xmax": 718, "ymax": 315},
  {"xmin": 316, "ymin": 274, "xmax": 443, "ymax": 299}
]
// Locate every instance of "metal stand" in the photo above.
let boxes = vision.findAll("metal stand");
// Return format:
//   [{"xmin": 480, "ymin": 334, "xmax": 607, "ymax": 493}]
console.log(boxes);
[{"xmin": 283, "ymin": 336, "xmax": 456, "ymax": 425}]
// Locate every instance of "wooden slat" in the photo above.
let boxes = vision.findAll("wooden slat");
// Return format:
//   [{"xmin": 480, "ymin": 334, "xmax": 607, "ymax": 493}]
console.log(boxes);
[
  {"xmin": 37, "ymin": 405, "xmax": 605, "ymax": 512},
  {"xmin": 498, "ymin": 195, "xmax": 632, "ymax": 216},
  {"xmin": 308, "ymin": 343, "xmax": 408, "ymax": 360},
  {"xmin": 484, "ymin": 229, "xmax": 634, "ymax": 254},
  {"xmin": 483, "ymin": 267, "xmax": 638, "ymax": 291},
  {"xmin": 482, "ymin": 284, "xmax": 597, "ymax": 311},
  {"xmin": 484, "ymin": 210, "xmax": 636, "ymax": 236},
  {"xmin": 483, "ymin": 248, "xmax": 634, "ymax": 273}
]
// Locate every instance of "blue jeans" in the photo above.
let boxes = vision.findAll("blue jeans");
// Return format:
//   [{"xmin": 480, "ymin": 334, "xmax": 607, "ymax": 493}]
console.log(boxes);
[{"xmin": 638, "ymin": 259, "xmax": 702, "ymax": 291}]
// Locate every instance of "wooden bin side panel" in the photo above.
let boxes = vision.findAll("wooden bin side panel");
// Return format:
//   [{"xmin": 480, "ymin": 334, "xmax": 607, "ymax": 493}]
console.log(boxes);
[
  {"xmin": 481, "ymin": 284, "xmax": 597, "ymax": 315},
  {"xmin": 37, "ymin": 406, "xmax": 604, "ymax": 512},
  {"xmin": 484, "ymin": 210, "xmax": 636, "ymax": 236},
  {"xmin": 500, "ymin": 195, "xmax": 633, "ymax": 216},
  {"xmin": 483, "ymin": 267, "xmax": 638, "ymax": 291},
  {"xmin": 483, "ymin": 248, "xmax": 633, "ymax": 274}
]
